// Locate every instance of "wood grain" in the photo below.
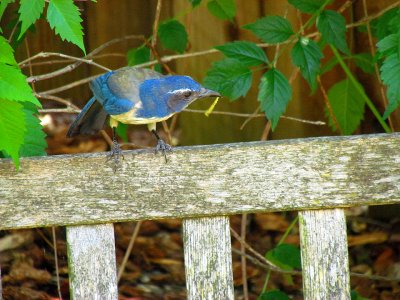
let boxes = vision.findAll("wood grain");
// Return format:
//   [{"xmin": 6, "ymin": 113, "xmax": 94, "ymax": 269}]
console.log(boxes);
[
  {"xmin": 67, "ymin": 224, "xmax": 118, "ymax": 299},
  {"xmin": 0, "ymin": 133, "xmax": 399, "ymax": 229},
  {"xmin": 299, "ymin": 209, "xmax": 350, "ymax": 300},
  {"xmin": 183, "ymin": 216, "xmax": 234, "ymax": 300}
]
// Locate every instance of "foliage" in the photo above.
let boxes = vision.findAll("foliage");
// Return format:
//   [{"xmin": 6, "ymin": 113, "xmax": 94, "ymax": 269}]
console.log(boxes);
[
  {"xmin": 202, "ymin": 1, "xmax": 399, "ymax": 136},
  {"xmin": 207, "ymin": 0, "xmax": 236, "ymax": 20},
  {"xmin": 0, "ymin": 0, "xmax": 399, "ymax": 297},
  {"xmin": 327, "ymin": 79, "xmax": 365, "ymax": 135},
  {"xmin": 291, "ymin": 37, "xmax": 323, "ymax": 90},
  {"xmin": 0, "ymin": 0, "xmax": 88, "ymax": 168},
  {"xmin": 1, "ymin": 0, "xmax": 397, "ymax": 169},
  {"xmin": 258, "ymin": 69, "xmax": 292, "ymax": 130},
  {"xmin": 158, "ymin": 19, "xmax": 188, "ymax": 54},
  {"xmin": 47, "ymin": 0, "xmax": 85, "ymax": 54},
  {"xmin": 204, "ymin": 58, "xmax": 252, "ymax": 100},
  {"xmin": 259, "ymin": 290, "xmax": 292, "ymax": 300},
  {"xmin": 243, "ymin": 16, "xmax": 294, "ymax": 43}
]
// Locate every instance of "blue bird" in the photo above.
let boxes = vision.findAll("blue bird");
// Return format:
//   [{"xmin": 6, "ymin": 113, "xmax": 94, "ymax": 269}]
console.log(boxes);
[{"xmin": 67, "ymin": 67, "xmax": 220, "ymax": 162}]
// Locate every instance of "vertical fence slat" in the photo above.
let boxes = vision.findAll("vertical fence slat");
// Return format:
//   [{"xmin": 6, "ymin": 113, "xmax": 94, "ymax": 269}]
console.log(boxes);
[
  {"xmin": 183, "ymin": 216, "xmax": 234, "ymax": 300},
  {"xmin": 67, "ymin": 224, "xmax": 118, "ymax": 300},
  {"xmin": 299, "ymin": 209, "xmax": 350, "ymax": 300},
  {"xmin": 0, "ymin": 266, "xmax": 2, "ymax": 300}
]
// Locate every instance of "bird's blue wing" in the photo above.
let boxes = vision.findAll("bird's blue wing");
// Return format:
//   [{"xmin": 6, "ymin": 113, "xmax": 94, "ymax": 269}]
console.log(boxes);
[{"xmin": 90, "ymin": 67, "xmax": 163, "ymax": 116}]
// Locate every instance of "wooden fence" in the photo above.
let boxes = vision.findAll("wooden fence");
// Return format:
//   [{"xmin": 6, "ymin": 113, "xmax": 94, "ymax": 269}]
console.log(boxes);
[{"xmin": 1, "ymin": 133, "xmax": 399, "ymax": 299}]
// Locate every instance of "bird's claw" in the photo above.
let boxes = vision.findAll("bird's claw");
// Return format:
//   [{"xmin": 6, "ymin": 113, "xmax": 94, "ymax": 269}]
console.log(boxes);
[
  {"xmin": 107, "ymin": 139, "xmax": 124, "ymax": 172},
  {"xmin": 155, "ymin": 139, "xmax": 172, "ymax": 163}
]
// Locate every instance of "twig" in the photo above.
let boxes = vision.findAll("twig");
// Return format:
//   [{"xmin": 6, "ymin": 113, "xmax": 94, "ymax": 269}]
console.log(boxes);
[
  {"xmin": 20, "ymin": 53, "xmax": 126, "ymax": 69},
  {"xmin": 232, "ymin": 248, "xmax": 301, "ymax": 275},
  {"xmin": 39, "ymin": 108, "xmax": 80, "ymax": 114},
  {"xmin": 241, "ymin": 214, "xmax": 249, "ymax": 300},
  {"xmin": 232, "ymin": 247, "xmax": 400, "ymax": 282},
  {"xmin": 35, "ymin": 93, "xmax": 80, "ymax": 110},
  {"xmin": 184, "ymin": 109, "xmax": 326, "ymax": 125},
  {"xmin": 230, "ymin": 228, "xmax": 278, "ymax": 270},
  {"xmin": 39, "ymin": 74, "xmax": 99, "ymax": 95},
  {"xmin": 26, "ymin": 35, "xmax": 144, "ymax": 83},
  {"xmin": 24, "ymin": 38, "xmax": 36, "ymax": 92},
  {"xmin": 52, "ymin": 227, "xmax": 63, "ymax": 300},
  {"xmin": 260, "ymin": 121, "xmax": 272, "ymax": 141},
  {"xmin": 20, "ymin": 52, "xmax": 111, "ymax": 72},
  {"xmin": 117, "ymin": 221, "xmax": 142, "ymax": 283},
  {"xmin": 8, "ymin": 20, "xmax": 19, "ymax": 43},
  {"xmin": 317, "ymin": 76, "xmax": 341, "ymax": 133},
  {"xmin": 151, "ymin": 0, "xmax": 162, "ymax": 50}
]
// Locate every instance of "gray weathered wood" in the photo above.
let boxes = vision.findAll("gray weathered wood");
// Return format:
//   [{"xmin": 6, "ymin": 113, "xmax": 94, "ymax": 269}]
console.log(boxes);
[
  {"xmin": 0, "ymin": 133, "xmax": 400, "ymax": 229},
  {"xmin": 299, "ymin": 209, "xmax": 350, "ymax": 300},
  {"xmin": 183, "ymin": 216, "xmax": 234, "ymax": 300},
  {"xmin": 0, "ymin": 267, "xmax": 2, "ymax": 300},
  {"xmin": 67, "ymin": 224, "xmax": 118, "ymax": 300}
]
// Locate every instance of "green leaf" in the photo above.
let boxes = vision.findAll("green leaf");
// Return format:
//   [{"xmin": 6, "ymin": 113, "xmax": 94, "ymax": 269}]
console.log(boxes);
[
  {"xmin": 18, "ymin": 0, "xmax": 45, "ymax": 39},
  {"xmin": 0, "ymin": 63, "xmax": 40, "ymax": 106},
  {"xmin": 203, "ymin": 58, "xmax": 252, "ymax": 100},
  {"xmin": 0, "ymin": 99, "xmax": 26, "ymax": 169},
  {"xmin": 259, "ymin": 290, "xmax": 292, "ymax": 300},
  {"xmin": 317, "ymin": 10, "xmax": 349, "ymax": 55},
  {"xmin": 19, "ymin": 102, "xmax": 47, "ymax": 157},
  {"xmin": 46, "ymin": 0, "xmax": 85, "ymax": 54},
  {"xmin": 116, "ymin": 123, "xmax": 128, "ymax": 143},
  {"xmin": 288, "ymin": 0, "xmax": 328, "ymax": 14},
  {"xmin": 158, "ymin": 19, "xmax": 188, "ymax": 54},
  {"xmin": 127, "ymin": 45, "xmax": 150, "ymax": 66},
  {"xmin": 243, "ymin": 16, "xmax": 294, "ymax": 44},
  {"xmin": 258, "ymin": 68, "xmax": 292, "ymax": 130},
  {"xmin": 327, "ymin": 79, "xmax": 365, "ymax": 134},
  {"xmin": 381, "ymin": 54, "xmax": 400, "ymax": 119},
  {"xmin": 371, "ymin": 8, "xmax": 400, "ymax": 40},
  {"xmin": 320, "ymin": 56, "xmax": 338, "ymax": 75},
  {"xmin": 189, "ymin": 0, "xmax": 202, "ymax": 7},
  {"xmin": 0, "ymin": 0, "xmax": 14, "ymax": 20},
  {"xmin": 207, "ymin": 0, "xmax": 236, "ymax": 20},
  {"xmin": 291, "ymin": 37, "xmax": 323, "ymax": 90},
  {"xmin": 351, "ymin": 290, "xmax": 369, "ymax": 300},
  {"xmin": 266, "ymin": 244, "xmax": 301, "ymax": 270},
  {"xmin": 377, "ymin": 32, "xmax": 400, "ymax": 57},
  {"xmin": 352, "ymin": 53, "xmax": 375, "ymax": 74},
  {"xmin": 215, "ymin": 41, "xmax": 268, "ymax": 66},
  {"xmin": 0, "ymin": 35, "xmax": 17, "ymax": 65}
]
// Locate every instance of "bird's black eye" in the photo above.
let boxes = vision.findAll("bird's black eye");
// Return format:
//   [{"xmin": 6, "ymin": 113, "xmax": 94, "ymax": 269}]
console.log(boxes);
[{"xmin": 183, "ymin": 91, "xmax": 192, "ymax": 98}]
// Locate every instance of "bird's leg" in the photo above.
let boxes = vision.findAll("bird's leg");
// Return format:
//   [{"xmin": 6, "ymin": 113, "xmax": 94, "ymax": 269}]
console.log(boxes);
[
  {"xmin": 107, "ymin": 126, "xmax": 124, "ymax": 171},
  {"xmin": 151, "ymin": 129, "xmax": 171, "ymax": 163}
]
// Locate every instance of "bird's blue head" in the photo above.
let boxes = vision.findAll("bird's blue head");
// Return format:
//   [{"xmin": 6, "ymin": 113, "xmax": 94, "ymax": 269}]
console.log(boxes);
[{"xmin": 139, "ymin": 75, "xmax": 220, "ymax": 115}]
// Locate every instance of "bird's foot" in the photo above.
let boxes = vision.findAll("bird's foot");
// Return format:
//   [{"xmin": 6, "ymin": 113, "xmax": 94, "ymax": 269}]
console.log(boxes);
[
  {"xmin": 107, "ymin": 139, "xmax": 124, "ymax": 172},
  {"xmin": 155, "ymin": 138, "xmax": 172, "ymax": 163}
]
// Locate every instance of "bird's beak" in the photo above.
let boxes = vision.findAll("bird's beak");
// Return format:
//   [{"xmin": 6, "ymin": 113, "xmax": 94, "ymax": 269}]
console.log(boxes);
[{"xmin": 199, "ymin": 87, "xmax": 221, "ymax": 98}]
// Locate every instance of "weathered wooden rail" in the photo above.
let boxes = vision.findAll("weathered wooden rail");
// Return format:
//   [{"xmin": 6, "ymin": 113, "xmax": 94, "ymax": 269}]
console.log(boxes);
[{"xmin": 1, "ymin": 133, "xmax": 399, "ymax": 299}]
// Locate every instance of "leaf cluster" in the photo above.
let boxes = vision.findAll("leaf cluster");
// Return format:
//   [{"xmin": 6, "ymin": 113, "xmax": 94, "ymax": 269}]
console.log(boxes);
[
  {"xmin": 200, "ymin": 0, "xmax": 399, "ymax": 135},
  {"xmin": 0, "ymin": 0, "xmax": 92, "ymax": 168},
  {"xmin": 0, "ymin": 35, "xmax": 46, "ymax": 168}
]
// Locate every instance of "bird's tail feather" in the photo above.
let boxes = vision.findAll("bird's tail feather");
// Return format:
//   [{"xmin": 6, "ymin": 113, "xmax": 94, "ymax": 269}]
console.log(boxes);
[{"xmin": 67, "ymin": 97, "xmax": 109, "ymax": 137}]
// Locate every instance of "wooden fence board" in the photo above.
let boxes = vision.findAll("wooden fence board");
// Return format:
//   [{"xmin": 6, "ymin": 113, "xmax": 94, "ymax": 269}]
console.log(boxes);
[
  {"xmin": 67, "ymin": 224, "xmax": 118, "ymax": 299},
  {"xmin": 183, "ymin": 216, "xmax": 234, "ymax": 300},
  {"xmin": 0, "ymin": 133, "xmax": 399, "ymax": 229},
  {"xmin": 299, "ymin": 209, "xmax": 350, "ymax": 300}
]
